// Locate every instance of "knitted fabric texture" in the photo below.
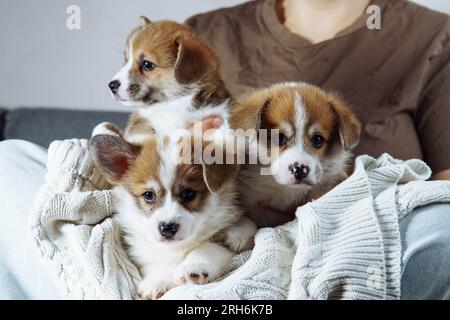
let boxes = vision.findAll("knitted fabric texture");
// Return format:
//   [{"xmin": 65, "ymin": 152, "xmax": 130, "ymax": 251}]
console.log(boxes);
[{"xmin": 30, "ymin": 139, "xmax": 450, "ymax": 299}]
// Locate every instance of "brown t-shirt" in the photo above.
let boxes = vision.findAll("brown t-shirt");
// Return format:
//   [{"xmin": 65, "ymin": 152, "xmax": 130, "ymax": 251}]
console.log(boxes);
[{"xmin": 185, "ymin": 0, "xmax": 450, "ymax": 174}]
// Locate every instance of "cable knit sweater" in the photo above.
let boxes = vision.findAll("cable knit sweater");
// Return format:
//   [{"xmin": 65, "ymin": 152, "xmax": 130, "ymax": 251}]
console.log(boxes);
[{"xmin": 30, "ymin": 139, "xmax": 450, "ymax": 299}]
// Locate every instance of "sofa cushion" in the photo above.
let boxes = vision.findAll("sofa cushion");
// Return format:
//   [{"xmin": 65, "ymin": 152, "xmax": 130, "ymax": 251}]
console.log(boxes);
[
  {"xmin": 3, "ymin": 108, "xmax": 130, "ymax": 148},
  {"xmin": 0, "ymin": 108, "xmax": 5, "ymax": 141}
]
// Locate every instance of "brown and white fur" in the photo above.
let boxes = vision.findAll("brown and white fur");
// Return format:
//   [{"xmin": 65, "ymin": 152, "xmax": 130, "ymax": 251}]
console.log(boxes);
[
  {"xmin": 231, "ymin": 82, "xmax": 361, "ymax": 227},
  {"xmin": 89, "ymin": 133, "xmax": 252, "ymax": 299},
  {"xmin": 92, "ymin": 17, "xmax": 256, "ymax": 257},
  {"xmin": 93, "ymin": 17, "xmax": 232, "ymax": 144}
]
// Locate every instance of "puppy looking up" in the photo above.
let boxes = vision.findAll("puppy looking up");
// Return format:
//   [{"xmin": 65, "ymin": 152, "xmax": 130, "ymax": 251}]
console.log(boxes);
[
  {"xmin": 90, "ymin": 133, "xmax": 247, "ymax": 299},
  {"xmin": 94, "ymin": 17, "xmax": 231, "ymax": 144},
  {"xmin": 231, "ymin": 82, "xmax": 362, "ymax": 227}
]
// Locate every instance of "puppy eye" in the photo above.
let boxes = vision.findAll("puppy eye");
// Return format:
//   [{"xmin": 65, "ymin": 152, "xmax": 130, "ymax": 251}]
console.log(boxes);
[
  {"xmin": 143, "ymin": 191, "xmax": 156, "ymax": 203},
  {"xmin": 180, "ymin": 188, "xmax": 196, "ymax": 202},
  {"xmin": 277, "ymin": 133, "xmax": 288, "ymax": 147},
  {"xmin": 141, "ymin": 60, "xmax": 155, "ymax": 71},
  {"xmin": 312, "ymin": 135, "xmax": 325, "ymax": 148}
]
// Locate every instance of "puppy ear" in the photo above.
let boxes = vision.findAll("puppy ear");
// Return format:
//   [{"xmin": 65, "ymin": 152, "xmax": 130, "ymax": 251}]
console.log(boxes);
[
  {"xmin": 140, "ymin": 16, "xmax": 151, "ymax": 26},
  {"xmin": 174, "ymin": 36, "xmax": 212, "ymax": 84},
  {"xmin": 89, "ymin": 134, "xmax": 141, "ymax": 184},
  {"xmin": 231, "ymin": 94, "xmax": 271, "ymax": 131},
  {"xmin": 202, "ymin": 162, "xmax": 239, "ymax": 193},
  {"xmin": 330, "ymin": 97, "xmax": 361, "ymax": 151},
  {"xmin": 196, "ymin": 140, "xmax": 239, "ymax": 193}
]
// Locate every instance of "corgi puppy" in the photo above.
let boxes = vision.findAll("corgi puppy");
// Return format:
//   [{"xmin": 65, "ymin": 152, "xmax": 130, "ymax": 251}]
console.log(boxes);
[
  {"xmin": 89, "ymin": 133, "xmax": 251, "ymax": 299},
  {"xmin": 231, "ymin": 83, "xmax": 361, "ymax": 227},
  {"xmin": 94, "ymin": 17, "xmax": 231, "ymax": 144}
]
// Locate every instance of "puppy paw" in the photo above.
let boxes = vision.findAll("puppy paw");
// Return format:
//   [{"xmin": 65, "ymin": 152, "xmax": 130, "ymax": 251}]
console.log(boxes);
[
  {"xmin": 224, "ymin": 216, "xmax": 258, "ymax": 253},
  {"xmin": 174, "ymin": 263, "xmax": 213, "ymax": 285},
  {"xmin": 137, "ymin": 278, "xmax": 173, "ymax": 300}
]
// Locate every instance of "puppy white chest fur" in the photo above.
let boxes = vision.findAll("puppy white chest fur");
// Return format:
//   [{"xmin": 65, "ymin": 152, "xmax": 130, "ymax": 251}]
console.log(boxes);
[
  {"xmin": 238, "ymin": 164, "xmax": 311, "ymax": 227},
  {"xmin": 126, "ymin": 95, "xmax": 230, "ymax": 144}
]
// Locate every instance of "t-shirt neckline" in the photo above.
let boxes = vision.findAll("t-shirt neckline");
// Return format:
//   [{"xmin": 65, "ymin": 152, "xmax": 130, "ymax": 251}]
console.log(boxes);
[{"xmin": 260, "ymin": 0, "xmax": 389, "ymax": 50}]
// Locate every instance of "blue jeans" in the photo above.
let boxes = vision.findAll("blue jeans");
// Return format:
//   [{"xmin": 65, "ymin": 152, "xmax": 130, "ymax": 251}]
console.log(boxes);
[{"xmin": 0, "ymin": 139, "xmax": 449, "ymax": 299}]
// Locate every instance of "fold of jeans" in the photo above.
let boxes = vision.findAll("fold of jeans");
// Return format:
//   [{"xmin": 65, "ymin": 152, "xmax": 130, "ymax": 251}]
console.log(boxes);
[{"xmin": 0, "ymin": 139, "xmax": 59, "ymax": 299}]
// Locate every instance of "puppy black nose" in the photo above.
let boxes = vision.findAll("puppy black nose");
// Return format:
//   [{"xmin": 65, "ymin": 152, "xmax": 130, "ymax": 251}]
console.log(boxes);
[
  {"xmin": 158, "ymin": 222, "xmax": 179, "ymax": 239},
  {"xmin": 108, "ymin": 80, "xmax": 121, "ymax": 94},
  {"xmin": 289, "ymin": 162, "xmax": 310, "ymax": 180}
]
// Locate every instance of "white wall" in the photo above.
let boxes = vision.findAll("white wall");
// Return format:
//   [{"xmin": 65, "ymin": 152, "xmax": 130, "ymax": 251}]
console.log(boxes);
[
  {"xmin": 0, "ymin": 0, "xmax": 448, "ymax": 111},
  {"xmin": 411, "ymin": 0, "xmax": 450, "ymax": 14},
  {"xmin": 0, "ymin": 0, "xmax": 244, "ymax": 111}
]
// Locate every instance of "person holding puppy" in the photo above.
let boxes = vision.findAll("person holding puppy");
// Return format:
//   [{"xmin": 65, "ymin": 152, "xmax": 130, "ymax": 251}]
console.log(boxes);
[{"xmin": 185, "ymin": 0, "xmax": 450, "ymax": 299}]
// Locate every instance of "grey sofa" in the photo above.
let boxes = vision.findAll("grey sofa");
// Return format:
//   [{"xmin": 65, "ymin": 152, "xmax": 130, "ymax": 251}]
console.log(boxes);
[{"xmin": 0, "ymin": 107, "xmax": 130, "ymax": 148}]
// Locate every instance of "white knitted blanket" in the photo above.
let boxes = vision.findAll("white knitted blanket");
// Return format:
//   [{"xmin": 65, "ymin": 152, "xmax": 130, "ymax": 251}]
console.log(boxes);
[{"xmin": 30, "ymin": 139, "xmax": 450, "ymax": 299}]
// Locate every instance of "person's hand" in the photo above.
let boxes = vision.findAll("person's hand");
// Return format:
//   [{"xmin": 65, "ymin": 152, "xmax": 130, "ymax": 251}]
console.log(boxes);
[
  {"xmin": 189, "ymin": 116, "xmax": 223, "ymax": 132},
  {"xmin": 432, "ymin": 169, "xmax": 450, "ymax": 180},
  {"xmin": 188, "ymin": 116, "xmax": 224, "ymax": 140}
]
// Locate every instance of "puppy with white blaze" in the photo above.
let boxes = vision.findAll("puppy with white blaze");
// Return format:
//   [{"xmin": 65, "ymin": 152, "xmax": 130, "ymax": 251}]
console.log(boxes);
[
  {"xmin": 231, "ymin": 82, "xmax": 362, "ymax": 227},
  {"xmin": 89, "ymin": 133, "xmax": 251, "ymax": 299},
  {"xmin": 93, "ymin": 17, "xmax": 232, "ymax": 144}
]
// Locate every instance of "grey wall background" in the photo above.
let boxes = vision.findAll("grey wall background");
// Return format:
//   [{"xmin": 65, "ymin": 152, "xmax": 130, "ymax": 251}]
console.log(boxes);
[{"xmin": 0, "ymin": 0, "xmax": 449, "ymax": 111}]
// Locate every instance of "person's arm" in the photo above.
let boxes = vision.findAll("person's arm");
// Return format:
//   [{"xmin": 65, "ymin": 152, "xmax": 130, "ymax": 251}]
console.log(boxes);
[
  {"xmin": 432, "ymin": 169, "xmax": 450, "ymax": 180},
  {"xmin": 415, "ymin": 19, "xmax": 450, "ymax": 179}
]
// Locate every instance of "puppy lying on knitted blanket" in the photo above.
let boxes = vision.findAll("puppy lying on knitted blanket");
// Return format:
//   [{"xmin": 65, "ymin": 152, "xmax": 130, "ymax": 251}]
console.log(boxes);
[{"xmin": 90, "ymin": 132, "xmax": 249, "ymax": 299}]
